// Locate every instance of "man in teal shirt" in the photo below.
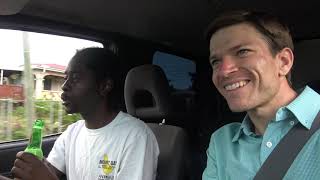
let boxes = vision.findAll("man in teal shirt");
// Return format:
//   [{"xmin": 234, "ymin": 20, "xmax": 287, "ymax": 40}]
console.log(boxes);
[{"xmin": 203, "ymin": 10, "xmax": 320, "ymax": 179}]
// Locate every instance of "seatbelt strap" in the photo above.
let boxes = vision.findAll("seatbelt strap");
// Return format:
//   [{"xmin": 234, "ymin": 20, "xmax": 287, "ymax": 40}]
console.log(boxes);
[{"xmin": 254, "ymin": 111, "xmax": 320, "ymax": 180}]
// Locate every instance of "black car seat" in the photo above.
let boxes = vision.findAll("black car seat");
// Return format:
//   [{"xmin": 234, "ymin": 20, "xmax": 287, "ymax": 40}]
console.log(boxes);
[
  {"xmin": 124, "ymin": 64, "xmax": 189, "ymax": 180},
  {"xmin": 308, "ymin": 80, "xmax": 320, "ymax": 94}
]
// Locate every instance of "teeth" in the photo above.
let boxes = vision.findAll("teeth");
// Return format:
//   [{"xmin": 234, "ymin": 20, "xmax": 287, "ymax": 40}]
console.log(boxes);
[{"xmin": 224, "ymin": 80, "xmax": 248, "ymax": 91}]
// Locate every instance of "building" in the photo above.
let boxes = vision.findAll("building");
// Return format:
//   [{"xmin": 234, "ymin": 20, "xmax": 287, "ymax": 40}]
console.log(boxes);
[{"xmin": 0, "ymin": 64, "xmax": 66, "ymax": 101}]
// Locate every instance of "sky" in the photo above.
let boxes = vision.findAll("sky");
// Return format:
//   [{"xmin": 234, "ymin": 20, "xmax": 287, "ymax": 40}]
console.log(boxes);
[{"xmin": 0, "ymin": 29, "xmax": 103, "ymax": 69}]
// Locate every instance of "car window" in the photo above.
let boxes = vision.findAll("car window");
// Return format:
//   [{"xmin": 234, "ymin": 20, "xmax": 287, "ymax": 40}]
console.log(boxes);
[
  {"xmin": 0, "ymin": 29, "xmax": 103, "ymax": 143},
  {"xmin": 152, "ymin": 51, "xmax": 196, "ymax": 91}
]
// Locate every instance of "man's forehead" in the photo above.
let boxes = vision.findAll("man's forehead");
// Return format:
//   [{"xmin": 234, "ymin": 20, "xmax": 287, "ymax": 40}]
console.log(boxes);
[
  {"xmin": 209, "ymin": 38, "xmax": 242, "ymax": 57},
  {"xmin": 209, "ymin": 24, "xmax": 259, "ymax": 55},
  {"xmin": 65, "ymin": 61, "xmax": 85, "ymax": 74},
  {"xmin": 68, "ymin": 58, "xmax": 86, "ymax": 69},
  {"xmin": 210, "ymin": 28, "xmax": 235, "ymax": 55},
  {"xmin": 210, "ymin": 40, "xmax": 248, "ymax": 54}
]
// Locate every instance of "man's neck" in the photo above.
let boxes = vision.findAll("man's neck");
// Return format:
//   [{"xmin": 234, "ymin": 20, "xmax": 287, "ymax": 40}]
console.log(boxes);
[
  {"xmin": 248, "ymin": 83, "xmax": 297, "ymax": 135},
  {"xmin": 81, "ymin": 105, "xmax": 119, "ymax": 129}
]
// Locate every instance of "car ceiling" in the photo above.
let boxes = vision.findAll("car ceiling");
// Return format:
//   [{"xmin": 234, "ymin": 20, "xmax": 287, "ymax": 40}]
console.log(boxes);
[{"xmin": 11, "ymin": 0, "xmax": 320, "ymax": 56}]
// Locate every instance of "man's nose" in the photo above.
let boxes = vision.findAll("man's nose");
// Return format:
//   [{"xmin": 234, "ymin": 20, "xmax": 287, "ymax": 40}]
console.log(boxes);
[
  {"xmin": 216, "ymin": 56, "xmax": 238, "ymax": 77},
  {"xmin": 61, "ymin": 80, "xmax": 69, "ymax": 91}
]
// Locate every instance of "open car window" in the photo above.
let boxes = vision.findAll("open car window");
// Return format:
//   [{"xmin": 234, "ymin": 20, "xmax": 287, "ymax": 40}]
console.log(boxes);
[{"xmin": 0, "ymin": 29, "xmax": 103, "ymax": 143}]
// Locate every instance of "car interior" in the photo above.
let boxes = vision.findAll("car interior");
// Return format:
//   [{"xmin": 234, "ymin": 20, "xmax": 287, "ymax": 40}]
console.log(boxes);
[{"xmin": 1, "ymin": 0, "xmax": 320, "ymax": 179}]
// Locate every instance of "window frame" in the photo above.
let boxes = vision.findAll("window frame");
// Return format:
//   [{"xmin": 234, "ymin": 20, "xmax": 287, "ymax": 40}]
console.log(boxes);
[{"xmin": 0, "ymin": 15, "xmax": 112, "ymax": 143}]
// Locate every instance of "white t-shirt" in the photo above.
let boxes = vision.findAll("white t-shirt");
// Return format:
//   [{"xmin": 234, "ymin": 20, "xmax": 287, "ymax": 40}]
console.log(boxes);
[{"xmin": 47, "ymin": 111, "xmax": 159, "ymax": 180}]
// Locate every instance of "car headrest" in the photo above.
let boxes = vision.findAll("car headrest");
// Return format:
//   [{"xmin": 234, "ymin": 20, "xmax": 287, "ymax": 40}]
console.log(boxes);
[{"xmin": 124, "ymin": 65, "xmax": 171, "ymax": 120}]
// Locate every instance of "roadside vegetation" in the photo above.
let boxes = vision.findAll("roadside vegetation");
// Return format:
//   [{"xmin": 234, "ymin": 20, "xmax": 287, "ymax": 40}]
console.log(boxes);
[{"xmin": 0, "ymin": 99, "xmax": 81, "ymax": 143}]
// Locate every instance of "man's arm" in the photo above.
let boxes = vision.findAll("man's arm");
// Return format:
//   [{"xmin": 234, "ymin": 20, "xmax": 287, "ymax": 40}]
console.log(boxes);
[
  {"xmin": 11, "ymin": 151, "xmax": 60, "ymax": 180},
  {"xmin": 44, "ymin": 158, "xmax": 65, "ymax": 178},
  {"xmin": 46, "ymin": 126, "xmax": 70, "ymax": 178}
]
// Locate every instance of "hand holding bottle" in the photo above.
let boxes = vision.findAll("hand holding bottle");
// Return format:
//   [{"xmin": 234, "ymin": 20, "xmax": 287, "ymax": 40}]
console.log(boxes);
[
  {"xmin": 11, "ymin": 119, "xmax": 58, "ymax": 180},
  {"xmin": 11, "ymin": 151, "xmax": 58, "ymax": 180}
]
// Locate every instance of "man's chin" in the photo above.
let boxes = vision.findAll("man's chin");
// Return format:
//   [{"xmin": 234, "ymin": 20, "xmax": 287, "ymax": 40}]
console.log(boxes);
[
  {"xmin": 227, "ymin": 103, "xmax": 249, "ymax": 112},
  {"xmin": 64, "ymin": 106, "xmax": 76, "ymax": 114}
]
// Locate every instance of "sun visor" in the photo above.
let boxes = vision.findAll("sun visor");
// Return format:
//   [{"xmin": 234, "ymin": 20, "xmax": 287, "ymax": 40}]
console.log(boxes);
[{"xmin": 0, "ymin": 0, "xmax": 30, "ymax": 15}]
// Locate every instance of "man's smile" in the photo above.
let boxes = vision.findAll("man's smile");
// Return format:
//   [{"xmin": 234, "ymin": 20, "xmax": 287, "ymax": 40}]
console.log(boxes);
[{"xmin": 223, "ymin": 80, "xmax": 250, "ymax": 91}]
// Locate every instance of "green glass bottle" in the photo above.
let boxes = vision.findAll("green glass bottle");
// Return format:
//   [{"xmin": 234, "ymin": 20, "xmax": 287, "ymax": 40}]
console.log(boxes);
[{"xmin": 25, "ymin": 119, "xmax": 44, "ymax": 159}]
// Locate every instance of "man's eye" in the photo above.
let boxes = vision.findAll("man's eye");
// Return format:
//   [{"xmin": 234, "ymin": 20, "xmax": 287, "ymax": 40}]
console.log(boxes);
[
  {"xmin": 210, "ymin": 59, "xmax": 220, "ymax": 67},
  {"xmin": 237, "ymin": 49, "xmax": 250, "ymax": 57},
  {"xmin": 71, "ymin": 74, "xmax": 80, "ymax": 80}
]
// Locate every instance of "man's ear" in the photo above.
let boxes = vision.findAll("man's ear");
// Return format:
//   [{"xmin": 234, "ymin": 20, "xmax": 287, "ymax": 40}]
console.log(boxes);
[
  {"xmin": 277, "ymin": 47, "xmax": 294, "ymax": 77},
  {"xmin": 99, "ymin": 79, "xmax": 114, "ymax": 97}
]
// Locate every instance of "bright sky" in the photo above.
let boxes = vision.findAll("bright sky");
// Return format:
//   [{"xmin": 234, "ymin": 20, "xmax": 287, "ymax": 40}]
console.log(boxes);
[{"xmin": 0, "ymin": 29, "xmax": 103, "ymax": 69}]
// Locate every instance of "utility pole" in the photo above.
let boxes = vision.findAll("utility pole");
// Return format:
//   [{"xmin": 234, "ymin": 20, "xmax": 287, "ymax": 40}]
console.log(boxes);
[
  {"xmin": 22, "ymin": 31, "xmax": 35, "ymax": 136},
  {"xmin": 0, "ymin": 69, "xmax": 3, "ymax": 85}
]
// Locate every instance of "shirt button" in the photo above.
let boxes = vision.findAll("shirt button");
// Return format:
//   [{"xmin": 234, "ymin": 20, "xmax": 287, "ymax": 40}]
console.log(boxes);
[
  {"xmin": 290, "ymin": 121, "xmax": 295, "ymax": 126},
  {"xmin": 266, "ymin": 141, "xmax": 273, "ymax": 148}
]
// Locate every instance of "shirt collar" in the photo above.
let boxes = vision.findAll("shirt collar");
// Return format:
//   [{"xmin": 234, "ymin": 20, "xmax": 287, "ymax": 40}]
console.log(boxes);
[
  {"xmin": 286, "ymin": 86, "xmax": 320, "ymax": 129},
  {"xmin": 232, "ymin": 115, "xmax": 255, "ymax": 142},
  {"xmin": 232, "ymin": 86, "xmax": 320, "ymax": 142}
]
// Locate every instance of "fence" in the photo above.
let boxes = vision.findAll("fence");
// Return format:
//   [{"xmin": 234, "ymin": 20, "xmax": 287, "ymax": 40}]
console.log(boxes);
[{"xmin": 0, "ymin": 99, "xmax": 80, "ymax": 143}]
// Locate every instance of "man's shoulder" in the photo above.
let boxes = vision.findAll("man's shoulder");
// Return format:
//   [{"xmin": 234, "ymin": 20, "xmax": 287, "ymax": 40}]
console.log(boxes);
[
  {"xmin": 115, "ymin": 111, "xmax": 152, "ymax": 136},
  {"xmin": 211, "ymin": 122, "xmax": 242, "ymax": 142},
  {"xmin": 116, "ymin": 111, "xmax": 145, "ymax": 126}
]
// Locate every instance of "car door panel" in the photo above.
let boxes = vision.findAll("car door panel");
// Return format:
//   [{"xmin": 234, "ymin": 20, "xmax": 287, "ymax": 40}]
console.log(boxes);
[{"xmin": 0, "ymin": 135, "xmax": 59, "ymax": 178}]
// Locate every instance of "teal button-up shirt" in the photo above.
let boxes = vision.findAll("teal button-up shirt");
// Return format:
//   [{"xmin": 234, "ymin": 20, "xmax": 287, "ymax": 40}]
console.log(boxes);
[{"xmin": 203, "ymin": 86, "xmax": 320, "ymax": 180}]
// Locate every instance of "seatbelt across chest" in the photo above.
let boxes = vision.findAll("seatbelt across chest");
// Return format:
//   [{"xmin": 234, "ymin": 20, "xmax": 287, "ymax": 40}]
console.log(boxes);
[{"xmin": 254, "ymin": 111, "xmax": 320, "ymax": 180}]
